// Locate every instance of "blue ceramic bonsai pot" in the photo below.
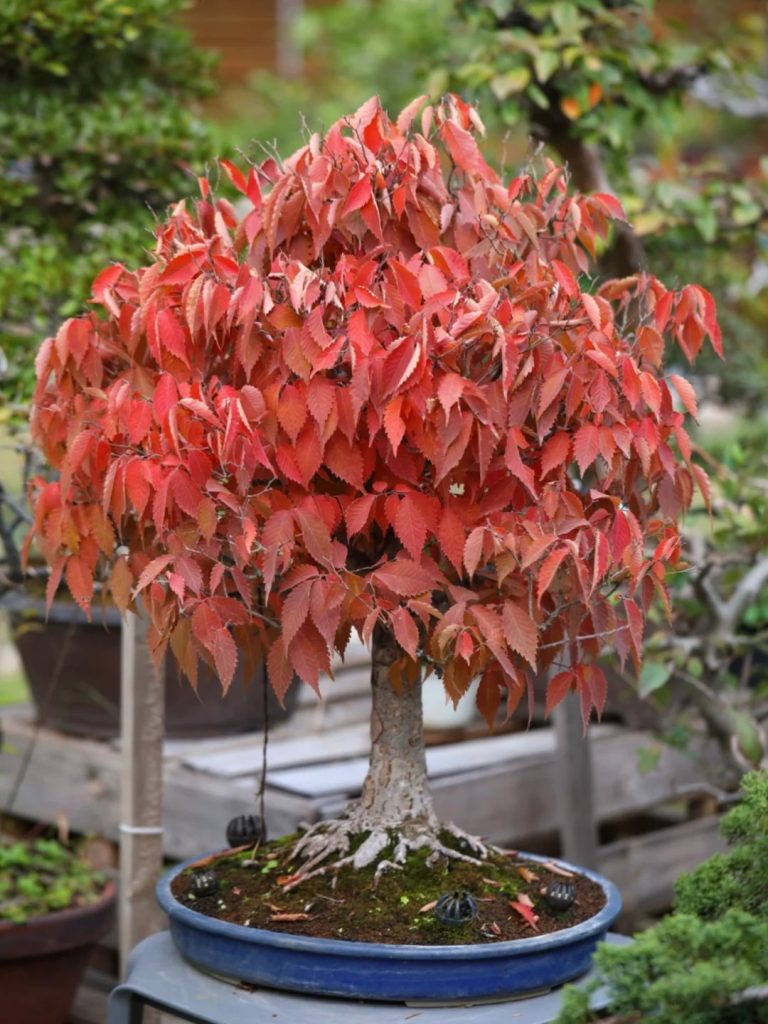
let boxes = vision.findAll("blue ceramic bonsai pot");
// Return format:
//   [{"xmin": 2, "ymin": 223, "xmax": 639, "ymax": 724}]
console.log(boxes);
[{"xmin": 157, "ymin": 851, "xmax": 621, "ymax": 1003}]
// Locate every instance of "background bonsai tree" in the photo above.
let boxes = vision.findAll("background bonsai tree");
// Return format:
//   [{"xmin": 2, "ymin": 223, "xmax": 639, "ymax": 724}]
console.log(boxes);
[
  {"xmin": 556, "ymin": 770, "xmax": 768, "ymax": 1023},
  {"xmin": 28, "ymin": 96, "xmax": 719, "ymax": 881}
]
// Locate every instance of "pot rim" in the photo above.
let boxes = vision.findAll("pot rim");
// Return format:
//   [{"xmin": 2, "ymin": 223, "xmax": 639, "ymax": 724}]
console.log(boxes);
[{"xmin": 158, "ymin": 850, "xmax": 621, "ymax": 960}]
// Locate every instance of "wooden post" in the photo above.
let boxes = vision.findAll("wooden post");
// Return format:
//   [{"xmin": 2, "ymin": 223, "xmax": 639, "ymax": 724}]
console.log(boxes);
[
  {"xmin": 119, "ymin": 608, "xmax": 165, "ymax": 979},
  {"xmin": 552, "ymin": 696, "xmax": 599, "ymax": 869}
]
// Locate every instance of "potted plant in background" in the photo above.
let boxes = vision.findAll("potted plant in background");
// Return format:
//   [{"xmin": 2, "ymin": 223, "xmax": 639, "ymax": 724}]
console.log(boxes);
[
  {"xmin": 0, "ymin": 830, "xmax": 116, "ymax": 1024},
  {"xmin": 27, "ymin": 94, "xmax": 720, "ymax": 1002}
]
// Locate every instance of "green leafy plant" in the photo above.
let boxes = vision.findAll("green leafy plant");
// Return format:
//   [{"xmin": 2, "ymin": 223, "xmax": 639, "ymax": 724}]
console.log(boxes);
[
  {"xmin": 0, "ymin": 836, "xmax": 107, "ymax": 924},
  {"xmin": 0, "ymin": 0, "xmax": 214, "ymax": 409},
  {"xmin": 556, "ymin": 771, "xmax": 768, "ymax": 1023}
]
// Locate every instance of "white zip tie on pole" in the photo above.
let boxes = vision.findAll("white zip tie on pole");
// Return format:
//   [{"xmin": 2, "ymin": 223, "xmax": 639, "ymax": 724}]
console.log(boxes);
[{"xmin": 119, "ymin": 824, "xmax": 164, "ymax": 835}]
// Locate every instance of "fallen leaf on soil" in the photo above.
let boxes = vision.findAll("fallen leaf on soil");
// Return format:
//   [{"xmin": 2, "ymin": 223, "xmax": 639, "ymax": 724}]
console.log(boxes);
[
  {"xmin": 232, "ymin": 887, "xmax": 241, "ymax": 896},
  {"xmin": 490, "ymin": 920, "xmax": 502, "ymax": 936},
  {"xmin": 542, "ymin": 861, "xmax": 575, "ymax": 878},
  {"xmin": 482, "ymin": 877, "xmax": 503, "ymax": 888},
  {"xmin": 517, "ymin": 867, "xmax": 538, "ymax": 883},
  {"xmin": 418, "ymin": 899, "xmax": 438, "ymax": 913},
  {"xmin": 265, "ymin": 902, "xmax": 284, "ymax": 913},
  {"xmin": 509, "ymin": 900, "xmax": 540, "ymax": 931},
  {"xmin": 516, "ymin": 892, "xmax": 535, "ymax": 908},
  {"xmin": 277, "ymin": 874, "xmax": 302, "ymax": 887},
  {"xmin": 269, "ymin": 912, "xmax": 313, "ymax": 922}
]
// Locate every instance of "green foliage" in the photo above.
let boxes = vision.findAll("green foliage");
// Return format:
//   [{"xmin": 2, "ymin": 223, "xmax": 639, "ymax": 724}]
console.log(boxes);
[
  {"xmin": 556, "ymin": 771, "xmax": 768, "ymax": 1023},
  {"xmin": 0, "ymin": 836, "xmax": 107, "ymax": 923},
  {"xmin": 0, "ymin": 0, "xmax": 214, "ymax": 408},
  {"xmin": 212, "ymin": 0, "xmax": 455, "ymax": 155}
]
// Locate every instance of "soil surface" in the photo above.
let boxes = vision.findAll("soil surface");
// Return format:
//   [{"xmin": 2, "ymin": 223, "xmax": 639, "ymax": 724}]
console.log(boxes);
[{"xmin": 171, "ymin": 832, "xmax": 606, "ymax": 945}]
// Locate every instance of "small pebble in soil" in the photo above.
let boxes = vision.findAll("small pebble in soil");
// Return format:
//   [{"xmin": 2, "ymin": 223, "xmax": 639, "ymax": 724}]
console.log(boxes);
[
  {"xmin": 543, "ymin": 880, "xmax": 576, "ymax": 911},
  {"xmin": 435, "ymin": 890, "xmax": 478, "ymax": 925},
  {"xmin": 189, "ymin": 869, "xmax": 219, "ymax": 897},
  {"xmin": 226, "ymin": 814, "xmax": 267, "ymax": 848}
]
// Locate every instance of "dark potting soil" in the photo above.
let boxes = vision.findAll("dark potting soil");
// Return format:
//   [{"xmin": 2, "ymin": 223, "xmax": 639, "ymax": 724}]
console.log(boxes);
[{"xmin": 170, "ymin": 833, "xmax": 606, "ymax": 946}]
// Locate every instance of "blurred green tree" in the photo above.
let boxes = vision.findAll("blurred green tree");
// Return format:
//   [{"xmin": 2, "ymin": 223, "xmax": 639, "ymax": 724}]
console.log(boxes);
[{"xmin": 0, "ymin": 0, "xmax": 214, "ymax": 410}]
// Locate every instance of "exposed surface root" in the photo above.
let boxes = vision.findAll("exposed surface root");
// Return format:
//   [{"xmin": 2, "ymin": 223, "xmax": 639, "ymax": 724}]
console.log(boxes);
[{"xmin": 283, "ymin": 814, "xmax": 496, "ymax": 891}]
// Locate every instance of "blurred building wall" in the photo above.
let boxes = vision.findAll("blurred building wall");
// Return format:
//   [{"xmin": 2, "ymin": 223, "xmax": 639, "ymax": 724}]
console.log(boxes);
[{"xmin": 183, "ymin": 0, "xmax": 336, "ymax": 83}]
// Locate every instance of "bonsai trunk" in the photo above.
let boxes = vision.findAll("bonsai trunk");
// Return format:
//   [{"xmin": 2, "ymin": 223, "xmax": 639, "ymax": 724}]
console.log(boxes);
[
  {"xmin": 286, "ymin": 626, "xmax": 488, "ymax": 885},
  {"xmin": 356, "ymin": 625, "xmax": 437, "ymax": 831}
]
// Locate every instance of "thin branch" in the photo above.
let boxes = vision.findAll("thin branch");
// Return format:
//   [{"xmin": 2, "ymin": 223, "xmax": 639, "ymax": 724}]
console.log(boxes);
[{"xmin": 719, "ymin": 555, "xmax": 768, "ymax": 633}]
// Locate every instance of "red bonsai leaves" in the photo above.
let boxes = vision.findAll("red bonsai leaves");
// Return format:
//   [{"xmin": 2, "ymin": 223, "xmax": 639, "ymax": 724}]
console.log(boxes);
[{"xmin": 29, "ymin": 94, "xmax": 719, "ymax": 717}]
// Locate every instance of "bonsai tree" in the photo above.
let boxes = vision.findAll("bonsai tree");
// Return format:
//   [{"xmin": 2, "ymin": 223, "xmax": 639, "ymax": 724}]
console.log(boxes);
[
  {"xmin": 28, "ymin": 96, "xmax": 720, "ymax": 882},
  {"xmin": 556, "ymin": 770, "xmax": 768, "ymax": 1023}
]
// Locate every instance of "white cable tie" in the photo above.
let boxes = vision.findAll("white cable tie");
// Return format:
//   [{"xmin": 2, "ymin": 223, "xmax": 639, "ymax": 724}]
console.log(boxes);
[{"xmin": 119, "ymin": 824, "xmax": 164, "ymax": 836}]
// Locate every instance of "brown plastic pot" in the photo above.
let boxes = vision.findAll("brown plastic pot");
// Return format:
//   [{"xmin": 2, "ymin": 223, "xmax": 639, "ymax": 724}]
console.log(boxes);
[
  {"xmin": 0, "ymin": 881, "xmax": 116, "ymax": 1024},
  {"xmin": 4, "ymin": 594, "xmax": 298, "ymax": 739}
]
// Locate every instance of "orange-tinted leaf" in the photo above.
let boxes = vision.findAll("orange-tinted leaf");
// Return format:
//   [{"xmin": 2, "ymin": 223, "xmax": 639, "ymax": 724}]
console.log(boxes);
[
  {"xmin": 545, "ymin": 670, "xmax": 575, "ymax": 716},
  {"xmin": 502, "ymin": 601, "xmax": 538, "ymax": 670},
  {"xmin": 668, "ymin": 374, "xmax": 698, "ymax": 420},
  {"xmin": 391, "ymin": 606, "xmax": 419, "ymax": 659},
  {"xmin": 65, "ymin": 556, "xmax": 93, "ymax": 615}
]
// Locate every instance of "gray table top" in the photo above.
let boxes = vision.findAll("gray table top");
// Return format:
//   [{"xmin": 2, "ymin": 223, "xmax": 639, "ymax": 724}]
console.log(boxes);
[{"xmin": 111, "ymin": 931, "xmax": 631, "ymax": 1024}]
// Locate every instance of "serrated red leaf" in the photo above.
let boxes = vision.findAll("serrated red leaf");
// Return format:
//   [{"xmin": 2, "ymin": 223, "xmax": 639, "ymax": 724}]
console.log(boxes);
[
  {"xmin": 441, "ymin": 119, "xmax": 481, "ymax": 176},
  {"xmin": 502, "ymin": 601, "xmax": 538, "ymax": 670},
  {"xmin": 65, "ymin": 556, "xmax": 93, "ymax": 615},
  {"xmin": 159, "ymin": 252, "xmax": 198, "ymax": 286},
  {"xmin": 545, "ymin": 670, "xmax": 575, "ymax": 716},
  {"xmin": 438, "ymin": 506, "xmax": 465, "ymax": 575},
  {"xmin": 374, "ymin": 559, "xmax": 436, "ymax": 597},
  {"xmin": 551, "ymin": 259, "xmax": 578, "ymax": 299},
  {"xmin": 540, "ymin": 432, "xmax": 571, "ymax": 479},
  {"xmin": 384, "ymin": 397, "xmax": 405, "ymax": 455},
  {"xmin": 690, "ymin": 462, "xmax": 711, "ymax": 512},
  {"xmin": 220, "ymin": 158, "xmax": 248, "ymax": 195},
  {"xmin": 345, "ymin": 494, "xmax": 376, "ymax": 536},
  {"xmin": 110, "ymin": 556, "xmax": 133, "ymax": 613},
  {"xmin": 463, "ymin": 526, "xmax": 485, "ymax": 578},
  {"xmin": 295, "ymin": 507, "xmax": 332, "ymax": 564},
  {"xmin": 537, "ymin": 546, "xmax": 569, "ymax": 606},
  {"xmin": 127, "ymin": 401, "xmax": 152, "ymax": 444},
  {"xmin": 134, "ymin": 554, "xmax": 174, "ymax": 595},
  {"xmin": 624, "ymin": 598, "xmax": 644, "ymax": 665},
  {"xmin": 668, "ymin": 374, "xmax": 698, "ymax": 420},
  {"xmin": 394, "ymin": 494, "xmax": 428, "ymax": 561},
  {"xmin": 266, "ymin": 638, "xmax": 294, "ymax": 704},
  {"xmin": 437, "ymin": 373, "xmax": 464, "ymax": 415},
  {"xmin": 573, "ymin": 424, "xmax": 600, "ymax": 475},
  {"xmin": 156, "ymin": 309, "xmax": 189, "ymax": 364},
  {"xmin": 391, "ymin": 606, "xmax": 419, "ymax": 659},
  {"xmin": 325, "ymin": 434, "xmax": 364, "ymax": 490},
  {"xmin": 277, "ymin": 383, "xmax": 308, "ymax": 443},
  {"xmin": 288, "ymin": 621, "xmax": 330, "ymax": 692},
  {"xmin": 281, "ymin": 580, "xmax": 311, "ymax": 648}
]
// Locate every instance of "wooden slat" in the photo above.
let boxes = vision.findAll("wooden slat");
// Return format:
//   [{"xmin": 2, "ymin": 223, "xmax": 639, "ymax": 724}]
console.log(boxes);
[
  {"xmin": 598, "ymin": 815, "xmax": 727, "ymax": 917},
  {"xmin": 0, "ymin": 696, "xmax": 722, "ymax": 861},
  {"xmin": 266, "ymin": 726, "xmax": 613, "ymax": 798},
  {"xmin": 183, "ymin": 721, "xmax": 371, "ymax": 777}
]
